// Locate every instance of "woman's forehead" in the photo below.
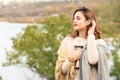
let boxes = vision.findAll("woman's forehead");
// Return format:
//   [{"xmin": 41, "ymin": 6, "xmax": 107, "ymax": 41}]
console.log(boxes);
[{"xmin": 74, "ymin": 11, "xmax": 84, "ymax": 17}]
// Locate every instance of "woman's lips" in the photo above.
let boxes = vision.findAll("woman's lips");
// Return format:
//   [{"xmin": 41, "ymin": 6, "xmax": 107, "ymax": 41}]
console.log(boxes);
[{"xmin": 73, "ymin": 24, "xmax": 78, "ymax": 26}]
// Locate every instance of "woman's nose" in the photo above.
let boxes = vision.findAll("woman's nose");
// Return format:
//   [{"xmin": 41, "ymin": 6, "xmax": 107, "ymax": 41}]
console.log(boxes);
[
  {"xmin": 73, "ymin": 19, "xmax": 77, "ymax": 23},
  {"xmin": 73, "ymin": 19, "xmax": 76, "ymax": 23}
]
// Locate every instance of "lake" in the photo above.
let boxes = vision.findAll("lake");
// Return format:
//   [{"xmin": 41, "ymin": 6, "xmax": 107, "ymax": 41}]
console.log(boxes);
[
  {"xmin": 0, "ymin": 22, "xmax": 28, "ymax": 65},
  {"xmin": 0, "ymin": 22, "xmax": 46, "ymax": 80}
]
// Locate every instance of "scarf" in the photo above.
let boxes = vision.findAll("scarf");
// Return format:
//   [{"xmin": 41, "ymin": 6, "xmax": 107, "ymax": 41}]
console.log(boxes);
[{"xmin": 79, "ymin": 44, "xmax": 110, "ymax": 80}]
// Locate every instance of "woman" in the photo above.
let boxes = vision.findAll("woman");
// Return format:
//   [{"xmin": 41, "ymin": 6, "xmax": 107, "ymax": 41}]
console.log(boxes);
[{"xmin": 55, "ymin": 7, "xmax": 110, "ymax": 80}]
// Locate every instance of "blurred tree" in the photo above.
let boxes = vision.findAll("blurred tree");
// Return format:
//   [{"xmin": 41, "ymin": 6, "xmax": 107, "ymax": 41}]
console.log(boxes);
[
  {"xmin": 93, "ymin": 0, "xmax": 120, "ymax": 37},
  {"xmin": 5, "ymin": 14, "xmax": 72, "ymax": 80},
  {"xmin": 111, "ymin": 36, "xmax": 120, "ymax": 80}
]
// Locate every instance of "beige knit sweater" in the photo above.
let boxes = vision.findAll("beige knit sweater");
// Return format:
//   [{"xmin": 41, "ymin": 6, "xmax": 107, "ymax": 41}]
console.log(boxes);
[{"xmin": 55, "ymin": 34, "xmax": 107, "ymax": 80}]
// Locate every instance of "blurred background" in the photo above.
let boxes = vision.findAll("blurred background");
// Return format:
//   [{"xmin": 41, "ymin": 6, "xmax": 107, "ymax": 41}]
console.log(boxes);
[{"xmin": 0, "ymin": 0, "xmax": 120, "ymax": 80}]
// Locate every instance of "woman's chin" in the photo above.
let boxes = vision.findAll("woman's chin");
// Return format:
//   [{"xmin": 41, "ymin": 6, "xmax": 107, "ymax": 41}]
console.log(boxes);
[
  {"xmin": 74, "ymin": 27, "xmax": 78, "ymax": 30},
  {"xmin": 74, "ymin": 28, "xmax": 80, "ymax": 31},
  {"xmin": 74, "ymin": 27, "xmax": 85, "ymax": 31}
]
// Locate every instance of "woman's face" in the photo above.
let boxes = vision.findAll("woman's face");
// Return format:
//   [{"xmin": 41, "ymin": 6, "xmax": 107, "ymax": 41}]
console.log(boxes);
[{"xmin": 73, "ymin": 11, "xmax": 88, "ymax": 31}]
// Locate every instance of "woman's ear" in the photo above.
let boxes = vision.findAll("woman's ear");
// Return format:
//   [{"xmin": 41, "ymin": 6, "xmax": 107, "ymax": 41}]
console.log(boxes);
[{"xmin": 86, "ymin": 19, "xmax": 91, "ymax": 26}]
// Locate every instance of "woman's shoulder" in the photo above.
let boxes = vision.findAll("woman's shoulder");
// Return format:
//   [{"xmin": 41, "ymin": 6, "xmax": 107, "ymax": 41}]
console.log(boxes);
[
  {"xmin": 96, "ymin": 39, "xmax": 107, "ymax": 46},
  {"xmin": 61, "ymin": 36, "xmax": 73, "ymax": 44},
  {"xmin": 60, "ymin": 36, "xmax": 73, "ymax": 47},
  {"xmin": 62, "ymin": 36, "xmax": 73, "ymax": 41}
]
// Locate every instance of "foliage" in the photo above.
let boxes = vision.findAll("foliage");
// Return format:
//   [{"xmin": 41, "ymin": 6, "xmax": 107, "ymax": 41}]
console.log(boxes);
[
  {"xmin": 93, "ymin": 0, "xmax": 120, "ymax": 37},
  {"xmin": 111, "ymin": 36, "xmax": 120, "ymax": 80},
  {"xmin": 5, "ymin": 14, "xmax": 72, "ymax": 80}
]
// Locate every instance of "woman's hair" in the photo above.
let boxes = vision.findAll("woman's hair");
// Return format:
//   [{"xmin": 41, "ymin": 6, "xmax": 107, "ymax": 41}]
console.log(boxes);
[{"xmin": 71, "ymin": 7, "xmax": 101, "ymax": 39}]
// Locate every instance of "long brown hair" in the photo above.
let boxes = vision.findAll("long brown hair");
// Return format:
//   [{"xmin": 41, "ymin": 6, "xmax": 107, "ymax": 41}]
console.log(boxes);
[{"xmin": 71, "ymin": 7, "xmax": 101, "ymax": 39}]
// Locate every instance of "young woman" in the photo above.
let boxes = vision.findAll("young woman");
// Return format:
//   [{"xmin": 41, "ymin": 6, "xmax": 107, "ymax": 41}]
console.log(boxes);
[{"xmin": 55, "ymin": 7, "xmax": 110, "ymax": 80}]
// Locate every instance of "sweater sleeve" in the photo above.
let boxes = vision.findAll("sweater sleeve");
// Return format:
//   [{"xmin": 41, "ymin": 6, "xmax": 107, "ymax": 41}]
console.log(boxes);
[
  {"xmin": 62, "ymin": 57, "xmax": 74, "ymax": 74},
  {"xmin": 59, "ymin": 37, "xmax": 74, "ymax": 74},
  {"xmin": 87, "ymin": 34, "xmax": 99, "ymax": 65}
]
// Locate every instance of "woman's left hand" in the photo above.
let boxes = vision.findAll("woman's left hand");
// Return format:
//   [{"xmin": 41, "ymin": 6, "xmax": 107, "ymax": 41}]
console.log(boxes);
[{"xmin": 88, "ymin": 19, "xmax": 96, "ymax": 35}]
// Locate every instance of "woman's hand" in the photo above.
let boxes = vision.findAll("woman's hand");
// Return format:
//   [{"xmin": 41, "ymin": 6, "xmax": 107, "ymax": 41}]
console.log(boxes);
[
  {"xmin": 88, "ymin": 19, "xmax": 96, "ymax": 35},
  {"xmin": 68, "ymin": 48, "xmax": 82, "ymax": 63}
]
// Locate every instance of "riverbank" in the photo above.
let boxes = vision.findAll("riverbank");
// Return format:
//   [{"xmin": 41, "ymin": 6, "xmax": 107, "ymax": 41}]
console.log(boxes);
[
  {"xmin": 0, "ymin": 1, "xmax": 110, "ymax": 23},
  {"xmin": 0, "ymin": 16, "xmax": 41, "ymax": 23},
  {"xmin": 0, "ymin": 1, "xmax": 77, "ymax": 23}
]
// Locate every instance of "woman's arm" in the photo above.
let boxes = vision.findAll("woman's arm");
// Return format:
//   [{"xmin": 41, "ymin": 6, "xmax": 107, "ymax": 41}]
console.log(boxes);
[
  {"xmin": 87, "ymin": 34, "xmax": 107, "ymax": 65},
  {"xmin": 87, "ymin": 34, "xmax": 99, "ymax": 65},
  {"xmin": 61, "ymin": 57, "xmax": 74, "ymax": 74}
]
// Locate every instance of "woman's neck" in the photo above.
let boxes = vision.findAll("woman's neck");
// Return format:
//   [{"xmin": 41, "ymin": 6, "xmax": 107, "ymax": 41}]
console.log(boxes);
[{"xmin": 79, "ymin": 29, "xmax": 86, "ymax": 39}]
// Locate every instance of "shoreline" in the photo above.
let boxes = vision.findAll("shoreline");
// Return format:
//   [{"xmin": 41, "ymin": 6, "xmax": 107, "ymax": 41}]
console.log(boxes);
[{"xmin": 0, "ymin": 17, "xmax": 42, "ymax": 23}]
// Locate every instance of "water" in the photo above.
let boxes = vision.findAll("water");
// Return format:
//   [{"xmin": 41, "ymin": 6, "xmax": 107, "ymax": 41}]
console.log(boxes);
[
  {"xmin": 0, "ymin": 22, "xmax": 46, "ymax": 80},
  {"xmin": 0, "ymin": 22, "xmax": 28, "ymax": 65}
]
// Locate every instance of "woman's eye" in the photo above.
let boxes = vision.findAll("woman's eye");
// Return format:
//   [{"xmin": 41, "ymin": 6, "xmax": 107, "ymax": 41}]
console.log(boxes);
[
  {"xmin": 77, "ymin": 17, "xmax": 81, "ymax": 20},
  {"xmin": 73, "ymin": 16, "xmax": 81, "ymax": 21}
]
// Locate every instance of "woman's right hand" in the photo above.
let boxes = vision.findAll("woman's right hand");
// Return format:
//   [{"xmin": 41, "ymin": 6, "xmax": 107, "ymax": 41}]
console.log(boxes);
[{"xmin": 68, "ymin": 48, "xmax": 82, "ymax": 63}]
